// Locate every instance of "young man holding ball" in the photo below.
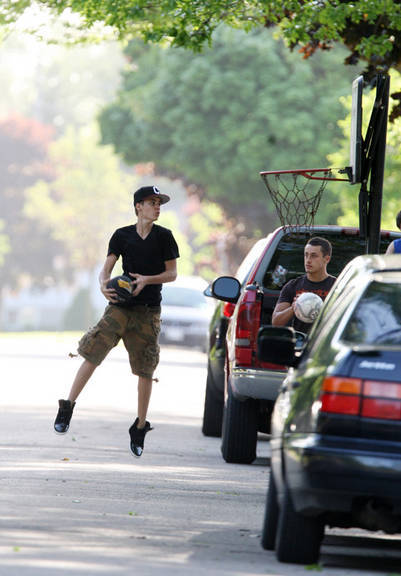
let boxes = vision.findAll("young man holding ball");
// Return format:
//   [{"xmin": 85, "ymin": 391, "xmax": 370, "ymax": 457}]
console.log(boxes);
[
  {"xmin": 54, "ymin": 185, "xmax": 179, "ymax": 457},
  {"xmin": 272, "ymin": 237, "xmax": 335, "ymax": 333}
]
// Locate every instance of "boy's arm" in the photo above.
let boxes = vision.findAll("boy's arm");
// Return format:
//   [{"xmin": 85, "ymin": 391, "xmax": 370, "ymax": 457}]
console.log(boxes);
[
  {"xmin": 99, "ymin": 253, "xmax": 119, "ymax": 301},
  {"xmin": 272, "ymin": 300, "xmax": 295, "ymax": 326},
  {"xmin": 130, "ymin": 259, "xmax": 177, "ymax": 297}
]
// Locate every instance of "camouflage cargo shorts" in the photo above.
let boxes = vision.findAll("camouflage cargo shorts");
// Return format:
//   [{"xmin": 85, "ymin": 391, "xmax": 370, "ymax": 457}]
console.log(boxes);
[{"xmin": 77, "ymin": 304, "xmax": 161, "ymax": 378}]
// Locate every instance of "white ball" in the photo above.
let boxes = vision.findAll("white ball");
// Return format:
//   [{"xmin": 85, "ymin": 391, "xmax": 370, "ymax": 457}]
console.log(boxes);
[{"xmin": 294, "ymin": 292, "xmax": 323, "ymax": 324}]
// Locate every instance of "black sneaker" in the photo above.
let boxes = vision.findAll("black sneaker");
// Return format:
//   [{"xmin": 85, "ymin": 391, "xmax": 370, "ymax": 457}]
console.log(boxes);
[
  {"xmin": 129, "ymin": 418, "xmax": 153, "ymax": 457},
  {"xmin": 54, "ymin": 399, "xmax": 75, "ymax": 434}
]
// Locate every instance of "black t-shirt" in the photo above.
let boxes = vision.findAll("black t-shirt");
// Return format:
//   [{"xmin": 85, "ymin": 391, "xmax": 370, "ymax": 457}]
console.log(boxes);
[
  {"xmin": 277, "ymin": 274, "xmax": 336, "ymax": 333},
  {"xmin": 107, "ymin": 224, "xmax": 179, "ymax": 306}
]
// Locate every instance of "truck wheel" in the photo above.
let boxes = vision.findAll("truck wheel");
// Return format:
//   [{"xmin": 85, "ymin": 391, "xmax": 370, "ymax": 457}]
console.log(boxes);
[
  {"xmin": 275, "ymin": 486, "xmax": 324, "ymax": 564},
  {"xmin": 202, "ymin": 369, "xmax": 223, "ymax": 437},
  {"xmin": 261, "ymin": 471, "xmax": 279, "ymax": 550},
  {"xmin": 221, "ymin": 383, "xmax": 257, "ymax": 464}
]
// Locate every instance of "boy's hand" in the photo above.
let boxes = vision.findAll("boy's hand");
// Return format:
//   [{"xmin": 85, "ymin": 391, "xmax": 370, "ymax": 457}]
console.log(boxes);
[
  {"xmin": 100, "ymin": 280, "xmax": 119, "ymax": 303},
  {"xmin": 129, "ymin": 273, "xmax": 147, "ymax": 297}
]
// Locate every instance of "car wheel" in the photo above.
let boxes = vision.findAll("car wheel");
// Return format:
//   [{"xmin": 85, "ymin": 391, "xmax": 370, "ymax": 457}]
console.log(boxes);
[
  {"xmin": 221, "ymin": 381, "xmax": 258, "ymax": 464},
  {"xmin": 202, "ymin": 368, "xmax": 224, "ymax": 437},
  {"xmin": 261, "ymin": 470, "xmax": 279, "ymax": 550},
  {"xmin": 275, "ymin": 486, "xmax": 324, "ymax": 564}
]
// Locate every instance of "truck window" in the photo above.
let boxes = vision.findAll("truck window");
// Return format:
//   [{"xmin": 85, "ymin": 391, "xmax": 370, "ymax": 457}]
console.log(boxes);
[{"xmin": 262, "ymin": 232, "xmax": 395, "ymax": 291}]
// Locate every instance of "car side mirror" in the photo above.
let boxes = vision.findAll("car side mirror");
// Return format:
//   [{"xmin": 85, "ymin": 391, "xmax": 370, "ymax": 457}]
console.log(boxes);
[
  {"xmin": 257, "ymin": 326, "xmax": 304, "ymax": 367},
  {"xmin": 211, "ymin": 276, "xmax": 241, "ymax": 303}
]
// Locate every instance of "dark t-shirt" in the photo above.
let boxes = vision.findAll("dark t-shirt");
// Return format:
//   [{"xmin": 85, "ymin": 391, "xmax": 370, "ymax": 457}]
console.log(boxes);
[
  {"xmin": 107, "ymin": 223, "xmax": 179, "ymax": 306},
  {"xmin": 277, "ymin": 274, "xmax": 336, "ymax": 333}
]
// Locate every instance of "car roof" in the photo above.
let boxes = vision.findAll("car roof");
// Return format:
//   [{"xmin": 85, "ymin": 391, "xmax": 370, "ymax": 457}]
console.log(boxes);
[
  {"xmin": 339, "ymin": 253, "xmax": 401, "ymax": 276},
  {"xmin": 165, "ymin": 276, "xmax": 209, "ymax": 290}
]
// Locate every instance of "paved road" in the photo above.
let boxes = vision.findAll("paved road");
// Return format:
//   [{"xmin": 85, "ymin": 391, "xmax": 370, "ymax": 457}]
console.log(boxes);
[{"xmin": 1, "ymin": 334, "xmax": 401, "ymax": 575}]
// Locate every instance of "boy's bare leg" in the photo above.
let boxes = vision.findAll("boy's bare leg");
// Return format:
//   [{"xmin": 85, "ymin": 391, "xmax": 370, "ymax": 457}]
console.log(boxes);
[
  {"xmin": 68, "ymin": 359, "xmax": 97, "ymax": 403},
  {"xmin": 54, "ymin": 359, "xmax": 96, "ymax": 434},
  {"xmin": 128, "ymin": 376, "xmax": 153, "ymax": 457},
  {"xmin": 137, "ymin": 376, "xmax": 153, "ymax": 428}
]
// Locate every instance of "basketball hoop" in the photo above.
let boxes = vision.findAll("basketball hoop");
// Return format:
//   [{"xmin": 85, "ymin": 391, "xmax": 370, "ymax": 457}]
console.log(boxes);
[{"xmin": 260, "ymin": 168, "xmax": 349, "ymax": 233}]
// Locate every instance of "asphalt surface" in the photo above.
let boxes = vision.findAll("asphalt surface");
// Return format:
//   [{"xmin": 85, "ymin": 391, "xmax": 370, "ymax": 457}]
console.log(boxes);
[{"xmin": 1, "ymin": 334, "xmax": 401, "ymax": 576}]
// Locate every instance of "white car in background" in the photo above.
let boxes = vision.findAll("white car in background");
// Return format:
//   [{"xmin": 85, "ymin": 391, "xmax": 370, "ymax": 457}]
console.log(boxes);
[{"xmin": 160, "ymin": 276, "xmax": 214, "ymax": 350}]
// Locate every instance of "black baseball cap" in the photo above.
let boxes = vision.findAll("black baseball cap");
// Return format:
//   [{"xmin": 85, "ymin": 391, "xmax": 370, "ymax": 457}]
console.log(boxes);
[{"xmin": 133, "ymin": 185, "xmax": 170, "ymax": 205}]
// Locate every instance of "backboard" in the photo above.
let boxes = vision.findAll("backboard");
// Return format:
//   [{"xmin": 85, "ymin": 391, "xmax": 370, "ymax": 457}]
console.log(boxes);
[{"xmin": 350, "ymin": 75, "xmax": 363, "ymax": 184}]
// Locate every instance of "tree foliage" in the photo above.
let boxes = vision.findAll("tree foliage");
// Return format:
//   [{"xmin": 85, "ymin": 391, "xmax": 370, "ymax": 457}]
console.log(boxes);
[
  {"xmin": 0, "ymin": 220, "xmax": 10, "ymax": 269},
  {"xmin": 0, "ymin": 37, "xmax": 138, "ymax": 291},
  {"xmin": 23, "ymin": 124, "xmax": 200, "ymax": 280},
  {"xmin": 24, "ymin": 124, "xmax": 137, "ymax": 275},
  {"xmin": 0, "ymin": 33, "xmax": 124, "ymax": 130},
  {"xmin": 2, "ymin": 1, "xmax": 401, "ymax": 82},
  {"xmin": 157, "ymin": 209, "xmax": 194, "ymax": 277},
  {"xmin": 99, "ymin": 28, "xmax": 356, "ymax": 233},
  {"xmin": 0, "ymin": 114, "xmax": 71, "ymax": 287}
]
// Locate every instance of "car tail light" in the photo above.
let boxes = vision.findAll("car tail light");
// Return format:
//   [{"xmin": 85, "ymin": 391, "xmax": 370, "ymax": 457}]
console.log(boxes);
[
  {"xmin": 364, "ymin": 380, "xmax": 401, "ymax": 399},
  {"xmin": 322, "ymin": 376, "xmax": 362, "ymax": 395},
  {"xmin": 320, "ymin": 376, "xmax": 401, "ymax": 420},
  {"xmin": 361, "ymin": 398, "xmax": 401, "ymax": 419},
  {"xmin": 320, "ymin": 376, "xmax": 362, "ymax": 415},
  {"xmin": 222, "ymin": 302, "xmax": 236, "ymax": 318},
  {"xmin": 361, "ymin": 380, "xmax": 401, "ymax": 419}
]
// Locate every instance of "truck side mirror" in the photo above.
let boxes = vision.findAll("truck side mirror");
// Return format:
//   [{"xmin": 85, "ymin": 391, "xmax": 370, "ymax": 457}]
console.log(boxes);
[{"xmin": 211, "ymin": 276, "xmax": 241, "ymax": 303}]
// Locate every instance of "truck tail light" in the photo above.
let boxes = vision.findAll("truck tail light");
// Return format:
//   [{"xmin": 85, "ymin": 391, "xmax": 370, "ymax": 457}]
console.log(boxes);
[
  {"xmin": 222, "ymin": 302, "xmax": 236, "ymax": 318},
  {"xmin": 233, "ymin": 288, "xmax": 284, "ymax": 369},
  {"xmin": 320, "ymin": 376, "xmax": 401, "ymax": 420},
  {"xmin": 234, "ymin": 289, "xmax": 261, "ymax": 366}
]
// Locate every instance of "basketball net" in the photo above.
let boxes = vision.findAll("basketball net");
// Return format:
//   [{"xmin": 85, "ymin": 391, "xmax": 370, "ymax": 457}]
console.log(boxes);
[{"xmin": 260, "ymin": 168, "xmax": 346, "ymax": 233}]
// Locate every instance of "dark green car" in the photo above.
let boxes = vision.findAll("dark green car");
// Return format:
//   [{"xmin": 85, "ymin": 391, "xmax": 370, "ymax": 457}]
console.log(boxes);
[{"xmin": 259, "ymin": 254, "xmax": 401, "ymax": 564}]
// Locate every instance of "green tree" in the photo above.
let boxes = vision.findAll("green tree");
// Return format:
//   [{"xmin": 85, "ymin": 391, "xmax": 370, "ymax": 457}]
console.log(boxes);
[
  {"xmin": 23, "ymin": 123, "xmax": 137, "ymax": 323},
  {"xmin": 0, "ymin": 35, "xmax": 128, "ymax": 290},
  {"xmin": 158, "ymin": 210, "xmax": 194, "ymax": 277},
  {"xmin": 183, "ymin": 196, "xmax": 256, "ymax": 279},
  {"xmin": 2, "ymin": 1, "xmax": 401, "ymax": 82},
  {"xmin": 23, "ymin": 124, "xmax": 196, "ymax": 315},
  {"xmin": 24, "ymin": 124, "xmax": 137, "ymax": 273},
  {"xmin": 0, "ymin": 114, "xmax": 73, "ymax": 288},
  {"xmin": 99, "ymin": 28, "xmax": 356, "ymax": 233}
]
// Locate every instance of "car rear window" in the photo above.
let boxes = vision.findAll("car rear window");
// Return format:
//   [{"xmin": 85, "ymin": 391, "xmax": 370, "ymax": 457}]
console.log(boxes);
[
  {"xmin": 262, "ymin": 232, "xmax": 395, "ymax": 290},
  {"xmin": 342, "ymin": 281, "xmax": 401, "ymax": 345},
  {"xmin": 235, "ymin": 237, "xmax": 268, "ymax": 285}
]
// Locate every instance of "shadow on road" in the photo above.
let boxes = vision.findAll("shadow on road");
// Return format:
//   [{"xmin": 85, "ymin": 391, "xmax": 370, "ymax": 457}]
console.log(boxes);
[{"xmin": 1, "ymin": 406, "xmax": 400, "ymax": 576}]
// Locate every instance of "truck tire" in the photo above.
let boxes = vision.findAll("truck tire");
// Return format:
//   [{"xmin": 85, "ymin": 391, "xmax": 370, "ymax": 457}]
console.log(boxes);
[
  {"xmin": 275, "ymin": 486, "xmax": 324, "ymax": 564},
  {"xmin": 202, "ymin": 369, "xmax": 224, "ymax": 437},
  {"xmin": 221, "ymin": 382, "xmax": 258, "ymax": 464}
]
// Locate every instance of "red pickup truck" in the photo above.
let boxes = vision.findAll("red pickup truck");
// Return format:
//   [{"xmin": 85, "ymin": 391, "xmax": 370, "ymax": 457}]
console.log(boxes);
[{"xmin": 205, "ymin": 225, "xmax": 401, "ymax": 464}]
